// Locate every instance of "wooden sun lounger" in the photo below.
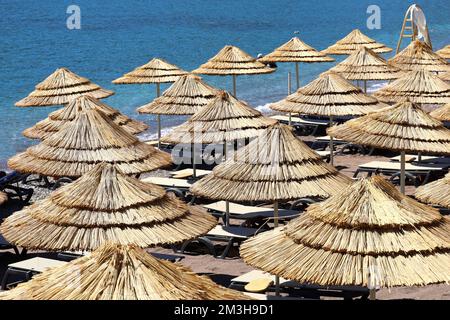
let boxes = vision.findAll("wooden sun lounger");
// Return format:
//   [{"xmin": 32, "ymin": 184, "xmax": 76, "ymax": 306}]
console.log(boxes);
[
  {"xmin": 56, "ymin": 250, "xmax": 183, "ymax": 263},
  {"xmin": 170, "ymin": 169, "xmax": 211, "ymax": 179},
  {"xmin": 312, "ymin": 136, "xmax": 374, "ymax": 155},
  {"xmin": 176, "ymin": 225, "xmax": 261, "ymax": 259},
  {"xmin": 1, "ymin": 257, "xmax": 67, "ymax": 289},
  {"xmin": 390, "ymin": 155, "xmax": 450, "ymax": 164},
  {"xmin": 229, "ymin": 270, "xmax": 370, "ymax": 300},
  {"xmin": 141, "ymin": 177, "xmax": 194, "ymax": 202},
  {"xmin": 203, "ymin": 201, "xmax": 299, "ymax": 225},
  {"xmin": 270, "ymin": 115, "xmax": 327, "ymax": 135},
  {"xmin": 355, "ymin": 161, "xmax": 449, "ymax": 186}
]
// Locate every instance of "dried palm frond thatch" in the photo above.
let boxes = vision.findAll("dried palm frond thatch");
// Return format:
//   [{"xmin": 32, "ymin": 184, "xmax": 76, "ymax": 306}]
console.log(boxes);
[
  {"xmin": 415, "ymin": 173, "xmax": 450, "ymax": 209},
  {"xmin": 322, "ymin": 29, "xmax": 392, "ymax": 55},
  {"xmin": 373, "ymin": 69, "xmax": 450, "ymax": 105},
  {"xmin": 137, "ymin": 74, "xmax": 219, "ymax": 115},
  {"xmin": 192, "ymin": 45, "xmax": 275, "ymax": 75},
  {"xmin": 240, "ymin": 176, "xmax": 450, "ymax": 288},
  {"xmin": 270, "ymin": 71, "xmax": 387, "ymax": 116},
  {"xmin": 112, "ymin": 58, "xmax": 188, "ymax": 84},
  {"xmin": 389, "ymin": 40, "xmax": 450, "ymax": 73},
  {"xmin": 436, "ymin": 45, "xmax": 450, "ymax": 60},
  {"xmin": 430, "ymin": 103, "xmax": 450, "ymax": 122},
  {"xmin": 0, "ymin": 243, "xmax": 247, "ymax": 300},
  {"xmin": 258, "ymin": 37, "xmax": 334, "ymax": 63},
  {"xmin": 23, "ymin": 95, "xmax": 148, "ymax": 140},
  {"xmin": 0, "ymin": 192, "xmax": 7, "ymax": 205},
  {"xmin": 0, "ymin": 163, "xmax": 216, "ymax": 251},
  {"xmin": 191, "ymin": 123, "xmax": 351, "ymax": 202},
  {"xmin": 329, "ymin": 46, "xmax": 403, "ymax": 81},
  {"xmin": 16, "ymin": 68, "xmax": 114, "ymax": 107},
  {"xmin": 440, "ymin": 71, "xmax": 450, "ymax": 82},
  {"xmin": 9, "ymin": 108, "xmax": 171, "ymax": 178},
  {"xmin": 328, "ymin": 100, "xmax": 450, "ymax": 154},
  {"xmin": 161, "ymin": 91, "xmax": 276, "ymax": 144}
]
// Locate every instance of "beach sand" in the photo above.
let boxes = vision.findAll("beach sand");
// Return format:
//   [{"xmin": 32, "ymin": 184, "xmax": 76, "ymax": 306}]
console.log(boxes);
[{"xmin": 0, "ymin": 148, "xmax": 448, "ymax": 299}]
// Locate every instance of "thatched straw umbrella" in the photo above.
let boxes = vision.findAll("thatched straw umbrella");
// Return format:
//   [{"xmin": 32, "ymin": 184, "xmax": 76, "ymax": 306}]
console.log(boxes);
[
  {"xmin": 8, "ymin": 108, "xmax": 172, "ymax": 178},
  {"xmin": 23, "ymin": 95, "xmax": 148, "ymax": 140},
  {"xmin": 436, "ymin": 45, "xmax": 450, "ymax": 60},
  {"xmin": 440, "ymin": 71, "xmax": 450, "ymax": 82},
  {"xmin": 192, "ymin": 45, "xmax": 275, "ymax": 97},
  {"xmin": 113, "ymin": 58, "xmax": 188, "ymax": 148},
  {"xmin": 0, "ymin": 163, "xmax": 216, "ymax": 251},
  {"xmin": 415, "ymin": 173, "xmax": 450, "ymax": 209},
  {"xmin": 389, "ymin": 40, "xmax": 450, "ymax": 74},
  {"xmin": 373, "ymin": 69, "xmax": 450, "ymax": 105},
  {"xmin": 270, "ymin": 71, "xmax": 387, "ymax": 164},
  {"xmin": 430, "ymin": 103, "xmax": 450, "ymax": 122},
  {"xmin": 258, "ymin": 37, "xmax": 334, "ymax": 89},
  {"xmin": 240, "ymin": 176, "xmax": 450, "ymax": 299},
  {"xmin": 15, "ymin": 68, "xmax": 114, "ymax": 107},
  {"xmin": 328, "ymin": 100, "xmax": 450, "ymax": 193},
  {"xmin": 329, "ymin": 46, "xmax": 404, "ymax": 92},
  {"xmin": 136, "ymin": 74, "xmax": 219, "ymax": 146},
  {"xmin": 322, "ymin": 29, "xmax": 392, "ymax": 55},
  {"xmin": 0, "ymin": 243, "xmax": 248, "ymax": 300},
  {"xmin": 0, "ymin": 192, "xmax": 7, "ymax": 206},
  {"xmin": 161, "ymin": 91, "xmax": 276, "ymax": 178},
  {"xmin": 191, "ymin": 122, "xmax": 351, "ymax": 224}
]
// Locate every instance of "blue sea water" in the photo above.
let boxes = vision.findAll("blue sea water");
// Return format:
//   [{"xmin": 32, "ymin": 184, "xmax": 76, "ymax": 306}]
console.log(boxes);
[{"xmin": 0, "ymin": 0, "xmax": 449, "ymax": 169}]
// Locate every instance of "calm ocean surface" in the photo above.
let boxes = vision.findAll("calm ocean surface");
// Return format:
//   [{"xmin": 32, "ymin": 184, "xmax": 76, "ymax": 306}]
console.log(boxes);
[{"xmin": 0, "ymin": 0, "xmax": 449, "ymax": 169}]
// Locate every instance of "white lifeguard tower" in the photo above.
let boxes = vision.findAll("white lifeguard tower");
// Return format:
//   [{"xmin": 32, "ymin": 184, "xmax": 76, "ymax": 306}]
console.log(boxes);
[{"xmin": 396, "ymin": 4, "xmax": 432, "ymax": 53}]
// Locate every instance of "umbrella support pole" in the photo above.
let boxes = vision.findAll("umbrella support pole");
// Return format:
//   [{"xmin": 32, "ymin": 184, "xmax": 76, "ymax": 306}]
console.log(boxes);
[
  {"xmin": 156, "ymin": 83, "xmax": 161, "ymax": 149},
  {"xmin": 400, "ymin": 151, "xmax": 406, "ymax": 194},
  {"xmin": 274, "ymin": 200, "xmax": 280, "ymax": 296},
  {"xmin": 295, "ymin": 62, "xmax": 300, "ymax": 89},
  {"xmin": 369, "ymin": 289, "xmax": 376, "ymax": 300},
  {"xmin": 288, "ymin": 72, "xmax": 292, "ymax": 126},
  {"xmin": 364, "ymin": 80, "xmax": 367, "ymax": 93},
  {"xmin": 329, "ymin": 116, "xmax": 334, "ymax": 166},
  {"xmin": 232, "ymin": 75, "xmax": 237, "ymax": 97},
  {"xmin": 192, "ymin": 143, "xmax": 197, "ymax": 179},
  {"xmin": 224, "ymin": 141, "xmax": 230, "ymax": 226},
  {"xmin": 157, "ymin": 115, "xmax": 161, "ymax": 149}
]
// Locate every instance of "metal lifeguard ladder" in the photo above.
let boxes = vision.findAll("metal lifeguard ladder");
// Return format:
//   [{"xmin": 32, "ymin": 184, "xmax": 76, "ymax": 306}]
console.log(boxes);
[{"xmin": 396, "ymin": 4, "xmax": 432, "ymax": 53}]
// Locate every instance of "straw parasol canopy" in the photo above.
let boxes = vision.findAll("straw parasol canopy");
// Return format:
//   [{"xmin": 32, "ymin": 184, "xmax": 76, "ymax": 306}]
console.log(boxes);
[
  {"xmin": 136, "ymin": 74, "xmax": 219, "ymax": 115},
  {"xmin": 389, "ymin": 40, "xmax": 450, "ymax": 74},
  {"xmin": 0, "ymin": 243, "xmax": 248, "ymax": 300},
  {"xmin": 322, "ymin": 29, "xmax": 392, "ymax": 55},
  {"xmin": 23, "ymin": 95, "xmax": 148, "ymax": 140},
  {"xmin": 16, "ymin": 68, "xmax": 114, "ymax": 107},
  {"xmin": 373, "ymin": 69, "xmax": 450, "ymax": 105},
  {"xmin": 240, "ymin": 176, "xmax": 450, "ymax": 288},
  {"xmin": 0, "ymin": 163, "xmax": 216, "ymax": 251},
  {"xmin": 415, "ymin": 173, "xmax": 450, "ymax": 209},
  {"xmin": 161, "ymin": 91, "xmax": 276, "ymax": 145},
  {"xmin": 270, "ymin": 71, "xmax": 387, "ymax": 116},
  {"xmin": 328, "ymin": 100, "xmax": 450, "ymax": 155},
  {"xmin": 0, "ymin": 192, "xmax": 7, "ymax": 205},
  {"xmin": 440, "ymin": 71, "xmax": 450, "ymax": 82},
  {"xmin": 436, "ymin": 45, "xmax": 450, "ymax": 60},
  {"xmin": 192, "ymin": 45, "xmax": 275, "ymax": 96},
  {"xmin": 9, "ymin": 108, "xmax": 171, "ymax": 178},
  {"xmin": 430, "ymin": 103, "xmax": 450, "ymax": 122},
  {"xmin": 258, "ymin": 37, "xmax": 334, "ymax": 89},
  {"xmin": 258, "ymin": 37, "xmax": 334, "ymax": 63},
  {"xmin": 329, "ymin": 46, "xmax": 404, "ymax": 81},
  {"xmin": 191, "ymin": 123, "xmax": 351, "ymax": 202},
  {"xmin": 112, "ymin": 58, "xmax": 188, "ymax": 85}
]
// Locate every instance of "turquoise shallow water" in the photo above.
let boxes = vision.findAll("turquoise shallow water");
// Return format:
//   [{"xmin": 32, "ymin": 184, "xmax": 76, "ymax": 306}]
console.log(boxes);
[{"xmin": 0, "ymin": 0, "xmax": 449, "ymax": 169}]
